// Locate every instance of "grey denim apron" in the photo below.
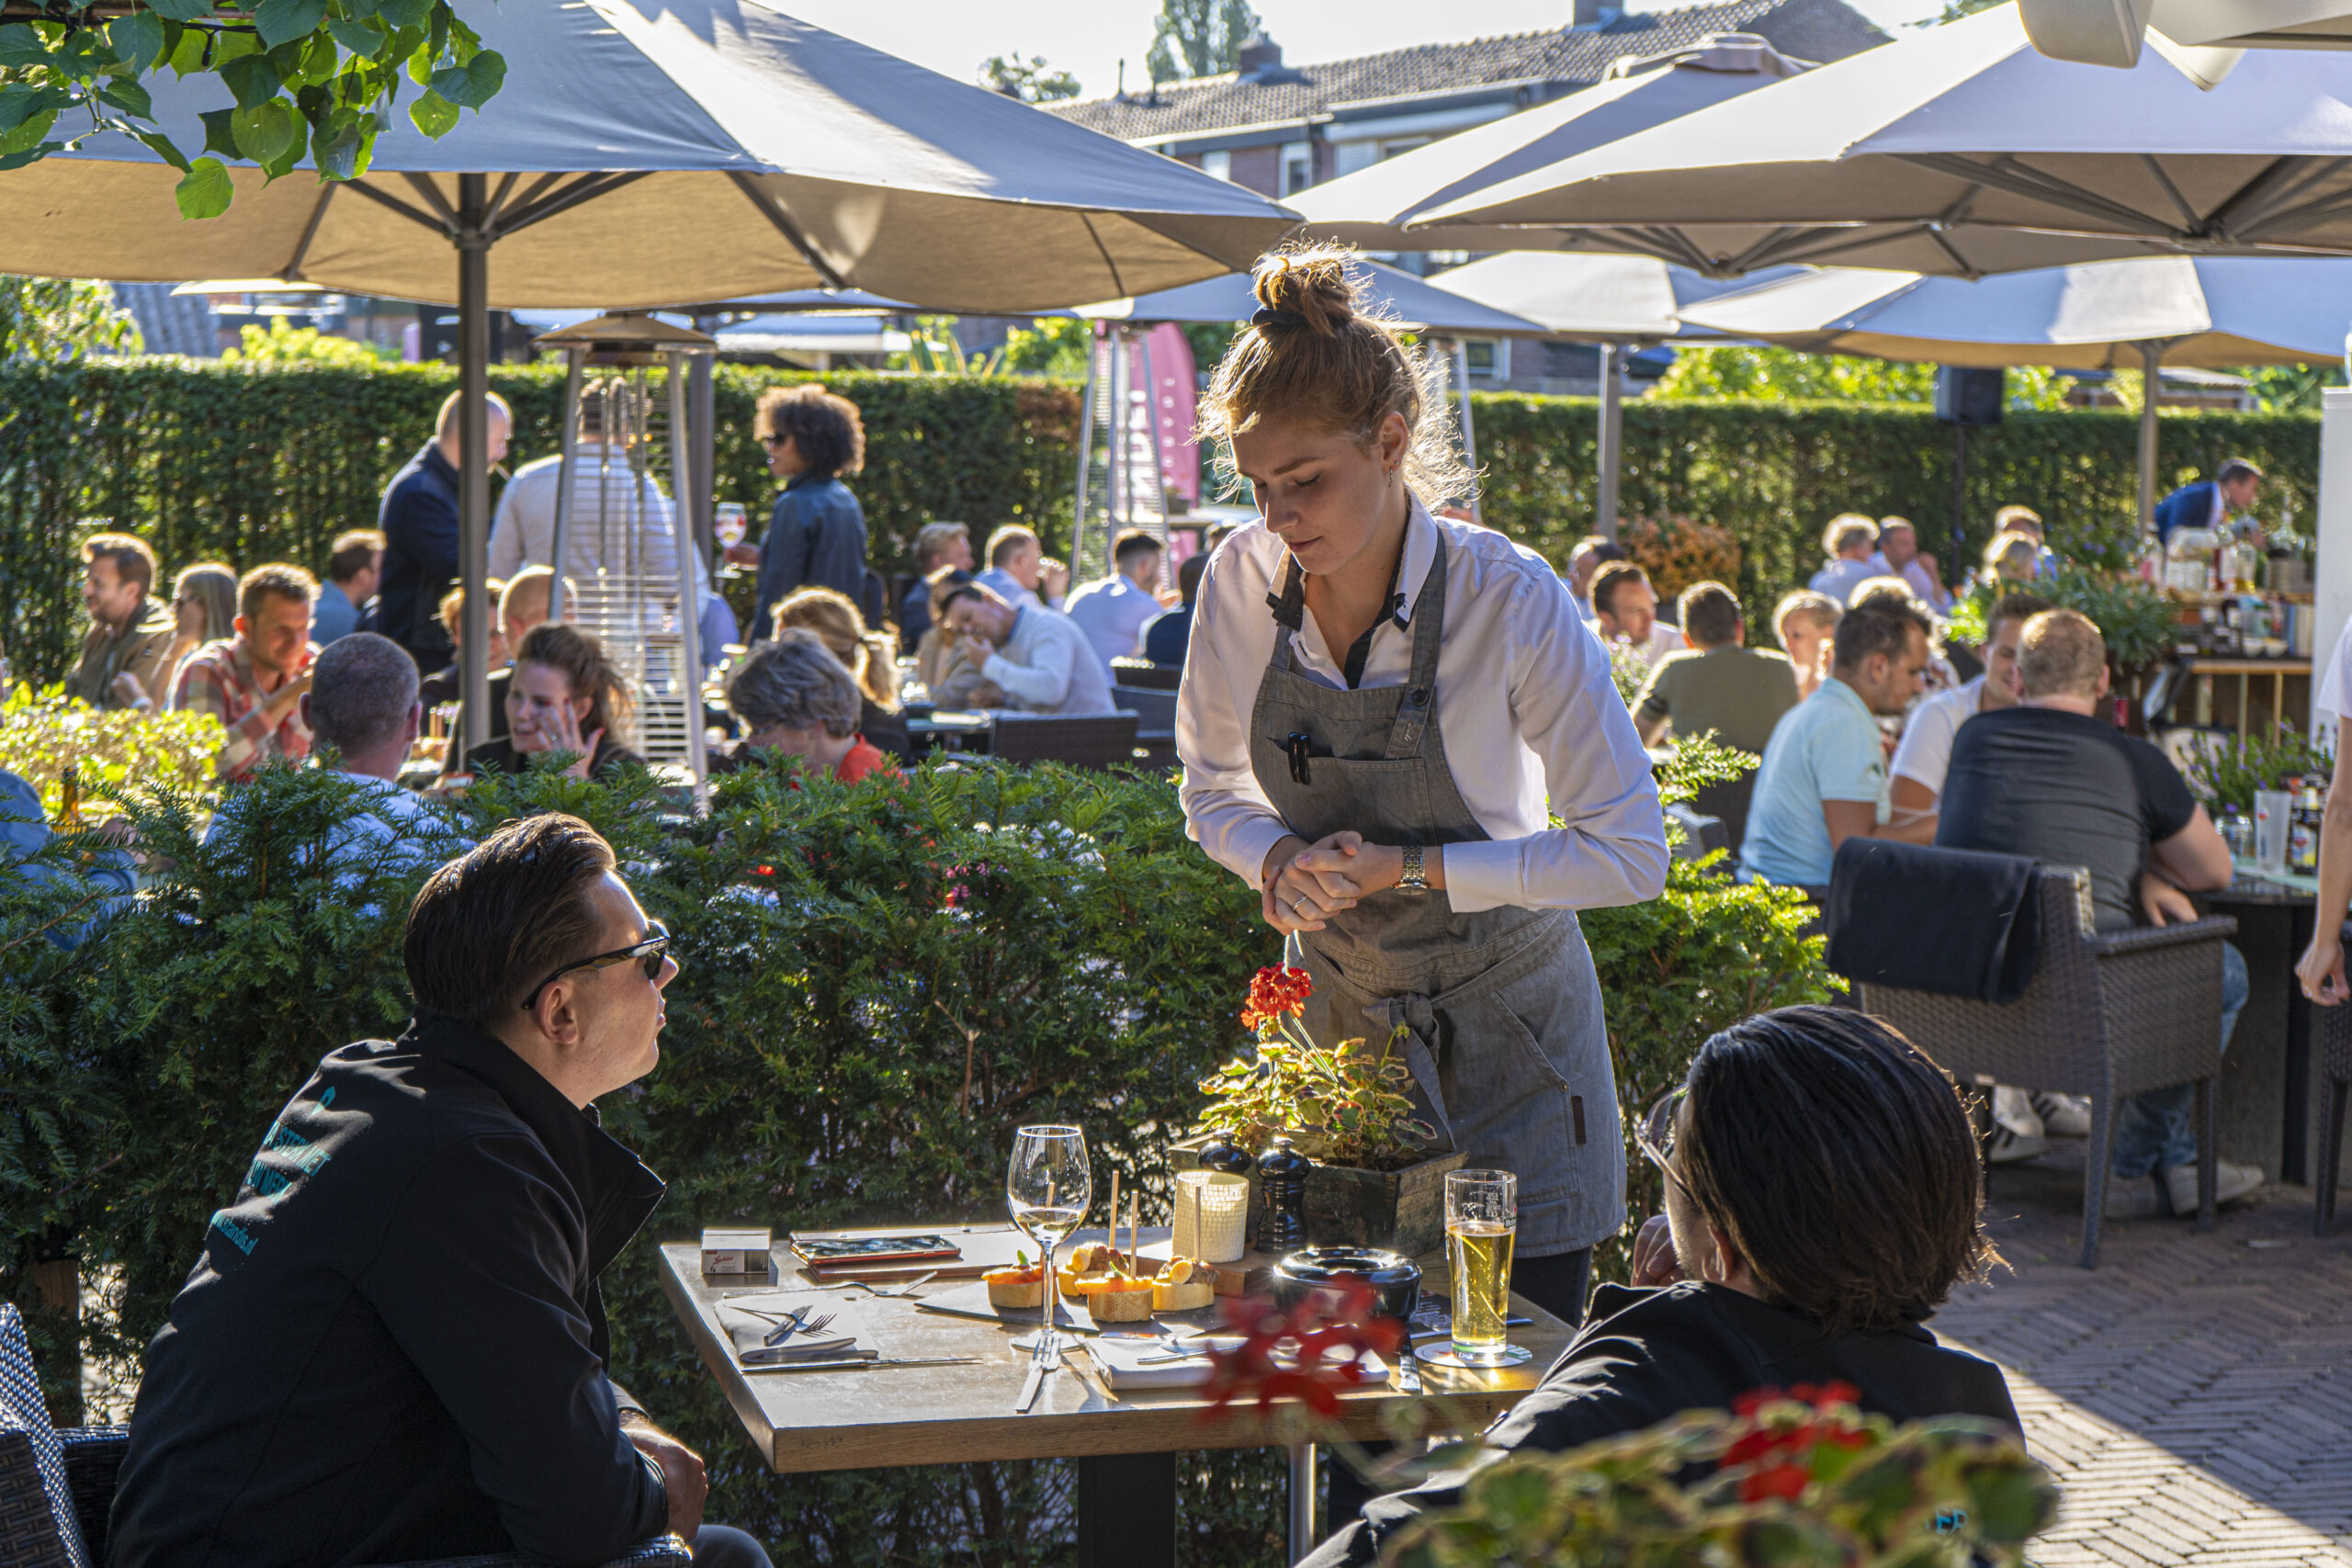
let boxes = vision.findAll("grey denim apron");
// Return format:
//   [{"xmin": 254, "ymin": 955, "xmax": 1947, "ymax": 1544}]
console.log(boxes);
[{"xmin": 1249, "ymin": 542, "xmax": 1624, "ymax": 1256}]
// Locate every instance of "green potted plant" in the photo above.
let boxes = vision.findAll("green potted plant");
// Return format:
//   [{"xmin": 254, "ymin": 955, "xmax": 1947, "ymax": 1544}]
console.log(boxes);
[{"xmin": 1187, "ymin": 964, "xmax": 1466, "ymax": 1257}]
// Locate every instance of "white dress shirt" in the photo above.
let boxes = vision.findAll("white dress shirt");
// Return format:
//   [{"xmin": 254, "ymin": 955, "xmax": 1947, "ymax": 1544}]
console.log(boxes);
[
  {"xmin": 1867, "ymin": 551, "xmax": 1951, "ymax": 612},
  {"xmin": 983, "ymin": 605, "xmax": 1117, "ymax": 716},
  {"xmin": 1176, "ymin": 500, "xmax": 1668, "ymax": 916},
  {"xmin": 1889, "ymin": 676, "xmax": 1984, "ymax": 798},
  {"xmin": 489, "ymin": 446, "xmax": 681, "ymax": 586},
  {"xmin": 1064, "ymin": 574, "xmax": 1162, "ymax": 674},
  {"xmin": 1809, "ymin": 557, "xmax": 1880, "ymax": 605}
]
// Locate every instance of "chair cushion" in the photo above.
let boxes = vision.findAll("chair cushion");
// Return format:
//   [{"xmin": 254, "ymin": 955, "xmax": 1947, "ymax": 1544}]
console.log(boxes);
[{"xmin": 0, "ymin": 1305, "xmax": 89, "ymax": 1568}]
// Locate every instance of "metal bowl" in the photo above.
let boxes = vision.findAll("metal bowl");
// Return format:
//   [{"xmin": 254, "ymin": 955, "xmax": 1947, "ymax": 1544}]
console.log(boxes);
[{"xmin": 1271, "ymin": 1247, "xmax": 1421, "ymax": 1322}]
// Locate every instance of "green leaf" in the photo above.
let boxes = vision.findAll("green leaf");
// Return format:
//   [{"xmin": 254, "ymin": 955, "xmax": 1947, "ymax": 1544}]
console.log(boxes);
[
  {"xmin": 97, "ymin": 78, "xmax": 156, "ymax": 120},
  {"xmin": 175, "ymin": 155, "xmax": 234, "ymax": 220},
  {"xmin": 0, "ymin": 84, "xmax": 56, "ymax": 134},
  {"xmin": 0, "ymin": 106, "xmax": 56, "ymax": 154},
  {"xmin": 254, "ymin": 0, "xmax": 331, "ymax": 51},
  {"xmin": 130, "ymin": 126, "xmax": 190, "ymax": 172},
  {"xmin": 165, "ymin": 23, "xmax": 209, "ymax": 75},
  {"xmin": 367, "ymin": 0, "xmax": 433, "ymax": 31},
  {"xmin": 198, "ymin": 107, "xmax": 241, "ymax": 159},
  {"xmin": 405, "ymin": 86, "xmax": 456, "ymax": 138},
  {"xmin": 0, "ymin": 141, "xmax": 62, "ymax": 170},
  {"xmin": 311, "ymin": 115, "xmax": 364, "ymax": 179},
  {"xmin": 142, "ymin": 0, "xmax": 220, "ymax": 20},
  {"xmin": 212, "ymin": 29, "xmax": 263, "ymax": 62},
  {"xmin": 220, "ymin": 52, "xmax": 281, "ymax": 110},
  {"xmin": 426, "ymin": 47, "xmax": 502, "ymax": 109},
  {"xmin": 230, "ymin": 98, "xmax": 299, "ymax": 165},
  {"xmin": 107, "ymin": 11, "xmax": 165, "ymax": 73},
  {"xmin": 0, "ymin": 24, "xmax": 52, "ymax": 70},
  {"xmin": 325, "ymin": 15, "xmax": 385, "ymax": 56}
]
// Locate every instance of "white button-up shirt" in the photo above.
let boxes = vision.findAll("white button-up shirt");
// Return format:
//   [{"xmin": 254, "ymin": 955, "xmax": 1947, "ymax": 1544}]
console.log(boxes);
[{"xmin": 1176, "ymin": 498, "xmax": 1668, "ymax": 916}]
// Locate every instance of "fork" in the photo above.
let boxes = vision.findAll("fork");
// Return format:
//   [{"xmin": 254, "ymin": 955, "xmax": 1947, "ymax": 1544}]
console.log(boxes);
[
  {"xmin": 764, "ymin": 1309, "xmax": 835, "ymax": 1348},
  {"xmin": 845, "ymin": 1270, "xmax": 938, "ymax": 1299}
]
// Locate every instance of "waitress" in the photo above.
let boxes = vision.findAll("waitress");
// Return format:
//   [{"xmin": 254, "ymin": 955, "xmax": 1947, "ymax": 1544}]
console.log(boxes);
[{"xmin": 1175, "ymin": 247, "xmax": 1668, "ymax": 1325}]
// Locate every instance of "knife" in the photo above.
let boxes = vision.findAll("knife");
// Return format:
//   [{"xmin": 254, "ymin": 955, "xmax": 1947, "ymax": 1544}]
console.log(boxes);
[
  {"xmin": 1396, "ymin": 1345, "xmax": 1422, "ymax": 1395},
  {"xmin": 1016, "ymin": 1357, "xmax": 1048, "ymax": 1413},
  {"xmin": 744, "ymin": 1356, "xmax": 984, "ymax": 1374}
]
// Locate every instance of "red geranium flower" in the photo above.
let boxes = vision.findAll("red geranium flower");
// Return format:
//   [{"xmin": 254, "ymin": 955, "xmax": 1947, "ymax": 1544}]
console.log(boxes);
[
  {"xmin": 1724, "ymin": 1382, "xmax": 1869, "ymax": 1503},
  {"xmin": 1241, "ymin": 964, "xmax": 1313, "ymax": 1032},
  {"xmin": 1196, "ymin": 1279, "xmax": 1405, "ymax": 1422}
]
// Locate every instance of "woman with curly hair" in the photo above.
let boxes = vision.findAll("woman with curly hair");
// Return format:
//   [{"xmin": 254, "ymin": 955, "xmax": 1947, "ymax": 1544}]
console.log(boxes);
[{"xmin": 740, "ymin": 384, "xmax": 868, "ymax": 633}]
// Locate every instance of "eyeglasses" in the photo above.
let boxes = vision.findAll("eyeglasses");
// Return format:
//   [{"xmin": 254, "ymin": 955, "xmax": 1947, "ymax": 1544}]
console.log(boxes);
[
  {"xmin": 518, "ymin": 922, "xmax": 672, "ymax": 1013},
  {"xmin": 758, "ymin": 433, "xmax": 786, "ymax": 448},
  {"xmin": 1635, "ymin": 1085, "xmax": 1699, "ymax": 1206}
]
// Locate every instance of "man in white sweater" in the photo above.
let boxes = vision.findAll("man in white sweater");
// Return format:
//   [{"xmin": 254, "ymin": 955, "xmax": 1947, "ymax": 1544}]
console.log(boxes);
[{"xmin": 940, "ymin": 581, "xmax": 1115, "ymax": 716}]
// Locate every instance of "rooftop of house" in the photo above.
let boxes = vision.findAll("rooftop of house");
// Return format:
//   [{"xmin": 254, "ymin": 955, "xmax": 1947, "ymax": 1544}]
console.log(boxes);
[{"xmin": 1046, "ymin": 0, "xmax": 1887, "ymax": 145}]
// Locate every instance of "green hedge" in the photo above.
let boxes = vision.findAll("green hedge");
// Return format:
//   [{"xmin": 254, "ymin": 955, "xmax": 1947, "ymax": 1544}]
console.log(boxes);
[{"xmin": 0, "ymin": 361, "xmax": 1080, "ymax": 686}]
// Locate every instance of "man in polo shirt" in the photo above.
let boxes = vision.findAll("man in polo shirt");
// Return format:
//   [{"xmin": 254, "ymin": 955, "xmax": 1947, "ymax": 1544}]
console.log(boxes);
[{"xmin": 1740, "ymin": 594, "xmax": 1938, "ymax": 893}]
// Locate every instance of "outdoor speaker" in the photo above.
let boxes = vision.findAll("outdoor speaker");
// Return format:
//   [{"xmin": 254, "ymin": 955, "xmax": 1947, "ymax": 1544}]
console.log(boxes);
[{"xmin": 1935, "ymin": 367, "xmax": 2005, "ymax": 427}]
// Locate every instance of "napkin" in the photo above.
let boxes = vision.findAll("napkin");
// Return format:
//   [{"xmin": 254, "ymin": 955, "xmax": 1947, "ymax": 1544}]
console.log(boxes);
[
  {"xmin": 1085, "ymin": 1334, "xmax": 1391, "ymax": 1392},
  {"xmin": 716, "ymin": 1292, "xmax": 870, "ymax": 1367}
]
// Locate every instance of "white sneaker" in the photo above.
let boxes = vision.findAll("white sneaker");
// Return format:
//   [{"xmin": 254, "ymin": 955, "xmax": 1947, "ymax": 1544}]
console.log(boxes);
[
  {"xmin": 2164, "ymin": 1160, "xmax": 2264, "ymax": 1215},
  {"xmin": 2104, "ymin": 1175, "xmax": 2165, "ymax": 1219},
  {"xmin": 1985, "ymin": 1123, "xmax": 2050, "ymax": 1164},
  {"xmin": 2031, "ymin": 1091, "xmax": 2093, "ymax": 1138},
  {"xmin": 1992, "ymin": 1086, "xmax": 2046, "ymax": 1140}
]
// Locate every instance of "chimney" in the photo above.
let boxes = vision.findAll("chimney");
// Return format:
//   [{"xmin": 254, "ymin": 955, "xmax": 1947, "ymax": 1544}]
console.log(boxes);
[
  {"xmin": 1235, "ymin": 30, "xmax": 1282, "ymax": 77},
  {"xmin": 1571, "ymin": 0, "xmax": 1622, "ymax": 26}
]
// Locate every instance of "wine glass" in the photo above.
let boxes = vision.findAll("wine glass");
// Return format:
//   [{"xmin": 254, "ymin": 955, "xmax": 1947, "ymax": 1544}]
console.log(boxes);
[{"xmin": 1006, "ymin": 1124, "xmax": 1090, "ymax": 1356}]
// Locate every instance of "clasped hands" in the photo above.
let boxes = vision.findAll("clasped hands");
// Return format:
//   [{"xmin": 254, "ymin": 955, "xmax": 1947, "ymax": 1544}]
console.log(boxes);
[{"xmin": 1259, "ymin": 830, "xmax": 1413, "ymax": 934}]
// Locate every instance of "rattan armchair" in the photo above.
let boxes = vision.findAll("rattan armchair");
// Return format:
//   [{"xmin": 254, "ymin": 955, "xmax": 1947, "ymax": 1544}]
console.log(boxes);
[
  {"xmin": 1855, "ymin": 864, "xmax": 2234, "ymax": 1269},
  {"xmin": 990, "ymin": 712, "xmax": 1140, "ymax": 770},
  {"xmin": 2314, "ymin": 921, "xmax": 2352, "ymax": 1236},
  {"xmin": 22, "ymin": 1421, "xmax": 690, "ymax": 1568}
]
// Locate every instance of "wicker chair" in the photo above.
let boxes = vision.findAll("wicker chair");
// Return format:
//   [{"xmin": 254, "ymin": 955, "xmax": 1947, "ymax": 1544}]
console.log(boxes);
[
  {"xmin": 2314, "ymin": 921, "xmax": 2352, "ymax": 1235},
  {"xmin": 990, "ymin": 713, "xmax": 1140, "ymax": 770},
  {"xmin": 1108, "ymin": 658, "xmax": 1180, "ymax": 691},
  {"xmin": 1854, "ymin": 864, "xmax": 2234, "ymax": 1269},
  {"xmin": 0, "ymin": 1304, "xmax": 688, "ymax": 1568}
]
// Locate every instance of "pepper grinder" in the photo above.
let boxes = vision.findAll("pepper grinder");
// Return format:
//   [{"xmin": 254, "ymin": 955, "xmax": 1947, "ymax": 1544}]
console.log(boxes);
[{"xmin": 1258, "ymin": 1134, "xmax": 1310, "ymax": 1252}]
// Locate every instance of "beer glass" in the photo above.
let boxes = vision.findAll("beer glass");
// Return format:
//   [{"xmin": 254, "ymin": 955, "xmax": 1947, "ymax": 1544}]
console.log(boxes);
[{"xmin": 1446, "ymin": 1169, "xmax": 1529, "ymax": 1366}]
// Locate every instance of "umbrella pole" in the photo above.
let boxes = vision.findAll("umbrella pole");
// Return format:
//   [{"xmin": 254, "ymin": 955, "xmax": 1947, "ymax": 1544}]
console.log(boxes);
[
  {"xmin": 1138, "ymin": 330, "xmax": 1170, "ymax": 589},
  {"xmin": 548, "ymin": 347, "xmax": 585, "ymax": 623},
  {"xmin": 457, "ymin": 173, "xmax": 492, "ymax": 755},
  {"xmin": 1597, "ymin": 343, "xmax": 1623, "ymax": 541},
  {"xmin": 1071, "ymin": 325, "xmax": 1098, "ymax": 580},
  {"xmin": 2138, "ymin": 340, "xmax": 2162, "ymax": 535},
  {"xmin": 690, "ymin": 352, "xmax": 716, "ymax": 564},
  {"xmin": 1450, "ymin": 338, "xmax": 1480, "ymax": 522},
  {"xmin": 667, "ymin": 351, "xmax": 708, "ymax": 801}
]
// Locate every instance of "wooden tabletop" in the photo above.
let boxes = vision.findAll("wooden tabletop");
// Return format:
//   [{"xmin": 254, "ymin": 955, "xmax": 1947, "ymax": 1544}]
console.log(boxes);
[
  {"xmin": 2182, "ymin": 658, "xmax": 2312, "ymax": 675},
  {"xmin": 656, "ymin": 1233, "xmax": 1577, "ymax": 1474}
]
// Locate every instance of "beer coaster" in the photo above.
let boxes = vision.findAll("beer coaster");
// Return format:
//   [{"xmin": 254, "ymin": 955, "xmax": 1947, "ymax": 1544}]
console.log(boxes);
[{"xmin": 1415, "ymin": 1344, "xmax": 1532, "ymax": 1370}]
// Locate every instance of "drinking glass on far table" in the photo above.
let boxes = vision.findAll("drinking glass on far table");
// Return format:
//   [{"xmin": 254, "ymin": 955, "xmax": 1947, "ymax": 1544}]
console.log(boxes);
[
  {"xmin": 715, "ymin": 502, "xmax": 749, "ymax": 549},
  {"xmin": 1446, "ymin": 1168, "xmax": 1530, "ymax": 1367},
  {"xmin": 1006, "ymin": 1123, "xmax": 1090, "ymax": 1356}
]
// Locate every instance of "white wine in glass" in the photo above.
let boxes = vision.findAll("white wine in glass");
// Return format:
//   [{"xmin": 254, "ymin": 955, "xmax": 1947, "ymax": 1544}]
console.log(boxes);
[{"xmin": 1007, "ymin": 1124, "xmax": 1091, "ymax": 1354}]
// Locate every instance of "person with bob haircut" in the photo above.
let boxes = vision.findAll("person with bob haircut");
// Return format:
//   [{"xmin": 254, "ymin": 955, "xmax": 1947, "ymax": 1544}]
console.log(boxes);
[
  {"xmin": 770, "ymin": 585, "xmax": 910, "ymax": 760},
  {"xmin": 459, "ymin": 622, "xmax": 644, "ymax": 783},
  {"xmin": 715, "ymin": 627, "xmax": 894, "ymax": 783},
  {"xmin": 744, "ymin": 383, "xmax": 868, "ymax": 630},
  {"xmin": 1175, "ymin": 244, "xmax": 1667, "ymax": 1328},
  {"xmin": 108, "ymin": 813, "xmax": 773, "ymax": 1568},
  {"xmin": 1299, "ymin": 1005, "xmax": 2019, "ymax": 1568}
]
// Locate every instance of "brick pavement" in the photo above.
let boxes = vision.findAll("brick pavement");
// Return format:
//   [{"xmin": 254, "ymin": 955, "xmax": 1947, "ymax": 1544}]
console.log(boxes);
[{"xmin": 1934, "ymin": 1147, "xmax": 2352, "ymax": 1567}]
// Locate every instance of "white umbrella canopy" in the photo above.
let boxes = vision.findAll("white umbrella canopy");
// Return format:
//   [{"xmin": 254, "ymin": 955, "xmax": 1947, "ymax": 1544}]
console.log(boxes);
[
  {"xmin": 1679, "ymin": 254, "xmax": 2352, "ymax": 366},
  {"xmin": 1073, "ymin": 257, "xmax": 1548, "ymax": 336},
  {"xmin": 1410, "ymin": 5, "xmax": 2352, "ymax": 276},
  {"xmin": 1284, "ymin": 33, "xmax": 1809, "ymax": 258},
  {"xmin": 0, "ymin": 0, "xmax": 1299, "ymax": 311},
  {"xmin": 2019, "ymin": 0, "xmax": 2352, "ymax": 73},
  {"xmin": 1426, "ymin": 252, "xmax": 1808, "ymax": 341}
]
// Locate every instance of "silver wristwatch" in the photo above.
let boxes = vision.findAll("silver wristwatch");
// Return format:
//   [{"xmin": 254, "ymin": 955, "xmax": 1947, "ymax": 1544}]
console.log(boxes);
[{"xmin": 1399, "ymin": 843, "xmax": 1429, "ymax": 893}]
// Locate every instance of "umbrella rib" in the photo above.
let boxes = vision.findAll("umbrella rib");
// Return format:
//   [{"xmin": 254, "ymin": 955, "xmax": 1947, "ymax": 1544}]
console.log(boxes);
[
  {"xmin": 339, "ymin": 178, "xmax": 451, "ymax": 238},
  {"xmin": 281, "ymin": 182, "xmax": 334, "ymax": 282},
  {"xmin": 1723, "ymin": 227, "xmax": 1804, "ymax": 275},
  {"xmin": 481, "ymin": 171, "xmax": 522, "ymax": 232},
  {"xmin": 727, "ymin": 171, "xmax": 849, "ymax": 289},
  {"xmin": 2211, "ymin": 157, "xmax": 2352, "ymax": 242},
  {"xmin": 402, "ymin": 173, "xmax": 461, "ymax": 232},
  {"xmin": 2138, "ymin": 154, "xmax": 2201, "ymax": 231},
  {"xmin": 1079, "ymin": 212, "xmax": 1126, "ymax": 302},
  {"xmin": 496, "ymin": 171, "xmax": 654, "ymax": 238},
  {"xmin": 1892, "ymin": 153, "xmax": 2180, "ymax": 237}
]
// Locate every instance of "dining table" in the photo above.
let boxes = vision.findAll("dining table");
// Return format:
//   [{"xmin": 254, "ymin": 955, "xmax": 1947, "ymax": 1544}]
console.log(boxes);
[
  {"xmin": 656, "ymin": 1224, "xmax": 1577, "ymax": 1568},
  {"xmin": 2200, "ymin": 860, "xmax": 2334, "ymax": 1184}
]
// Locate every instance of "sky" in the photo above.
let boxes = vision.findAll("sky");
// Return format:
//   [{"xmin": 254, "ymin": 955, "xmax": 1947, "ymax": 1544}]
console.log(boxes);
[{"xmin": 780, "ymin": 0, "xmax": 1943, "ymax": 104}]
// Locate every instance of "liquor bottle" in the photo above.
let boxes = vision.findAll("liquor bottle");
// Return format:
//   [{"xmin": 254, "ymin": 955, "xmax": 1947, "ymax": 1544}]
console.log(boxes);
[
  {"xmin": 55, "ymin": 764, "xmax": 81, "ymax": 831},
  {"xmin": 2291, "ymin": 784, "xmax": 2325, "ymax": 877}
]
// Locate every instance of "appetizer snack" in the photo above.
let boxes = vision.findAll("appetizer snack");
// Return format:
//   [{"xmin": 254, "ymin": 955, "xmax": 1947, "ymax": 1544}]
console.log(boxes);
[
  {"xmin": 1057, "ymin": 1242, "xmax": 1120, "ymax": 1301},
  {"xmin": 985, "ymin": 1261, "xmax": 1045, "ymax": 1310},
  {"xmin": 1151, "ymin": 1257, "xmax": 1217, "ymax": 1313},
  {"xmin": 1084, "ymin": 1274, "xmax": 1156, "ymax": 1323}
]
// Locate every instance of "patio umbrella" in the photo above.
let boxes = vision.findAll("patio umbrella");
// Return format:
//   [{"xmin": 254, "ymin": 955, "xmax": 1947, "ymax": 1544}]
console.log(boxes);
[
  {"xmin": 1072, "ymin": 259, "xmax": 1549, "ymax": 516},
  {"xmin": 2018, "ymin": 0, "xmax": 2349, "ymax": 73},
  {"xmin": 0, "ymin": 0, "xmax": 1297, "ymax": 750},
  {"xmin": 1427, "ymin": 252, "xmax": 1807, "ymax": 534},
  {"xmin": 1408, "ymin": 5, "xmax": 2352, "ymax": 278},
  {"xmin": 1284, "ymin": 32, "xmax": 1812, "ymax": 257},
  {"xmin": 1682, "ymin": 254, "xmax": 2352, "ymax": 525}
]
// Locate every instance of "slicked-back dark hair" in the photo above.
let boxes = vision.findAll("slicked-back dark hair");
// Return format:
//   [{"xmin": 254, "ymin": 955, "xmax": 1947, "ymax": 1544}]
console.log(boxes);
[
  {"xmin": 405, "ymin": 813, "xmax": 616, "ymax": 1031},
  {"xmin": 1679, "ymin": 1006, "xmax": 1993, "ymax": 1333},
  {"xmin": 1828, "ymin": 596, "xmax": 1931, "ymax": 674}
]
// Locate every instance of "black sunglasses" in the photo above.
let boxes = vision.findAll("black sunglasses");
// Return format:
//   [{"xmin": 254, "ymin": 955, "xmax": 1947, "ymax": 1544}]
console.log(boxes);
[
  {"xmin": 1636, "ymin": 1085, "xmax": 1700, "ymax": 1207},
  {"xmin": 518, "ymin": 922, "xmax": 672, "ymax": 1013}
]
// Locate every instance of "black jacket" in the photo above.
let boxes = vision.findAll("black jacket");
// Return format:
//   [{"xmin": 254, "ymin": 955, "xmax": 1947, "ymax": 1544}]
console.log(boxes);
[
  {"xmin": 107, "ymin": 1014, "xmax": 670, "ymax": 1568},
  {"xmin": 1303, "ymin": 1281, "xmax": 2019, "ymax": 1567},
  {"xmin": 378, "ymin": 441, "xmax": 461, "ymax": 671}
]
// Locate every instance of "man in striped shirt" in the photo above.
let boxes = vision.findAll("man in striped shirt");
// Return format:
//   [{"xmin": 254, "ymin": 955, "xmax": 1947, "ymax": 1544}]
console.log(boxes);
[{"xmin": 173, "ymin": 562, "xmax": 319, "ymax": 783}]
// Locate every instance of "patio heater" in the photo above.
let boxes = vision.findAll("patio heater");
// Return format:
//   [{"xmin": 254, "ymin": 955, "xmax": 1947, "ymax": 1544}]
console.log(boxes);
[
  {"xmin": 1070, "ymin": 323, "xmax": 1173, "ymax": 587},
  {"xmin": 529, "ymin": 311, "xmax": 717, "ymax": 795}
]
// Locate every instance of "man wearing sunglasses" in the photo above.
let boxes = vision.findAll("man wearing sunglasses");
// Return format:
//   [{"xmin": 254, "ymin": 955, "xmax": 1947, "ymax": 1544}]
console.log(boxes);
[
  {"xmin": 1300, "ymin": 1007, "xmax": 2020, "ymax": 1568},
  {"xmin": 110, "ymin": 814, "xmax": 774, "ymax": 1568}
]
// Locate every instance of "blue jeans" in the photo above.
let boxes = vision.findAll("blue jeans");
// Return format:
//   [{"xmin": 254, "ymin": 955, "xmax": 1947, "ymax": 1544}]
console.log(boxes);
[{"xmin": 2111, "ymin": 941, "xmax": 2248, "ymax": 1178}]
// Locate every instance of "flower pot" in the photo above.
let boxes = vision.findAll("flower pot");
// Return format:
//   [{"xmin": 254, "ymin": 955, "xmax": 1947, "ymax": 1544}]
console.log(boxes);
[{"xmin": 1301, "ymin": 1148, "xmax": 1469, "ymax": 1258}]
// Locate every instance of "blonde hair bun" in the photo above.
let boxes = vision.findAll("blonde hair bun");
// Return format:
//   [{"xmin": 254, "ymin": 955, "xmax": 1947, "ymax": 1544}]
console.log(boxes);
[{"xmin": 1251, "ymin": 249, "xmax": 1359, "ymax": 338}]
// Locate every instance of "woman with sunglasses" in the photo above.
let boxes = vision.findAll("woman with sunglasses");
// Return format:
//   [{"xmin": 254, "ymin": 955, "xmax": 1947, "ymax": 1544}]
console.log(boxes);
[{"xmin": 732, "ymin": 384, "xmax": 870, "ymax": 637}]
